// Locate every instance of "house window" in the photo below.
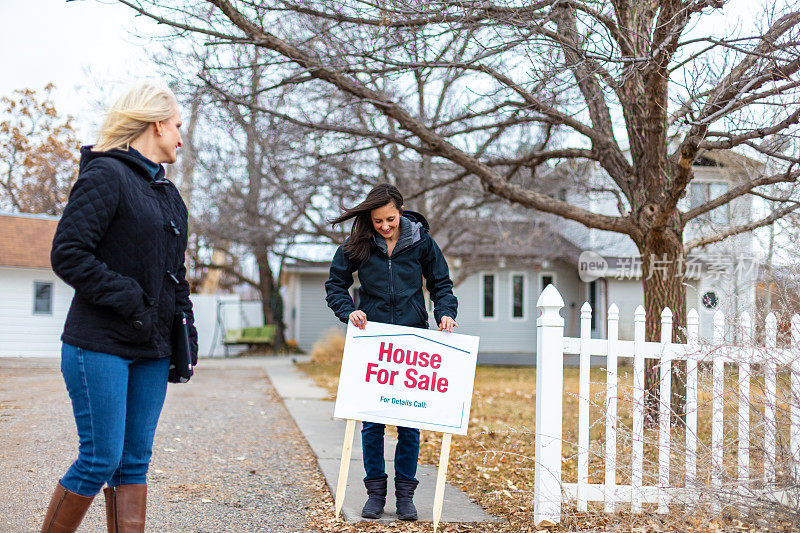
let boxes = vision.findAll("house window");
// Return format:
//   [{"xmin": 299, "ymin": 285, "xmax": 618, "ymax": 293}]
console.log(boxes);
[
  {"xmin": 541, "ymin": 275, "xmax": 554, "ymax": 290},
  {"xmin": 690, "ymin": 182, "xmax": 729, "ymax": 225},
  {"xmin": 481, "ymin": 273, "xmax": 496, "ymax": 319},
  {"xmin": 34, "ymin": 282, "xmax": 53, "ymax": 315},
  {"xmin": 510, "ymin": 273, "xmax": 525, "ymax": 319}
]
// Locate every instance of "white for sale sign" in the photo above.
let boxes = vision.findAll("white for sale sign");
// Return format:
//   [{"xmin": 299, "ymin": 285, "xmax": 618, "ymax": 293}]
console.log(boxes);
[{"xmin": 333, "ymin": 321, "xmax": 479, "ymax": 435}]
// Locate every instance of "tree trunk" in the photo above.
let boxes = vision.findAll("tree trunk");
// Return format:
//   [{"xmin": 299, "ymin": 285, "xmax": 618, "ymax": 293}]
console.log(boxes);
[
  {"xmin": 256, "ymin": 250, "xmax": 285, "ymax": 351},
  {"xmin": 241, "ymin": 54, "xmax": 288, "ymax": 350},
  {"xmin": 178, "ymin": 90, "xmax": 202, "ymax": 208},
  {"xmin": 639, "ymin": 230, "xmax": 688, "ymax": 426},
  {"xmin": 198, "ymin": 247, "xmax": 228, "ymax": 294}
]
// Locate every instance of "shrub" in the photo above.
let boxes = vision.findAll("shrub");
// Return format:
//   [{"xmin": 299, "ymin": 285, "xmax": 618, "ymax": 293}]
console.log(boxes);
[{"xmin": 310, "ymin": 329, "xmax": 345, "ymax": 365}]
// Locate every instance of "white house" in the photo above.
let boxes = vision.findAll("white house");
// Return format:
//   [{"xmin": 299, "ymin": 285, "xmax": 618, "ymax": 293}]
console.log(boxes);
[{"xmin": 0, "ymin": 212, "xmax": 73, "ymax": 357}]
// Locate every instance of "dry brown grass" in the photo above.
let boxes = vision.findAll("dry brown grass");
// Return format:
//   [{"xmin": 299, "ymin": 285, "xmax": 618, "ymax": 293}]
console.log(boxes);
[
  {"xmin": 297, "ymin": 332, "xmax": 796, "ymax": 532},
  {"xmin": 301, "ymin": 329, "xmax": 347, "ymax": 400},
  {"xmin": 310, "ymin": 329, "xmax": 347, "ymax": 364}
]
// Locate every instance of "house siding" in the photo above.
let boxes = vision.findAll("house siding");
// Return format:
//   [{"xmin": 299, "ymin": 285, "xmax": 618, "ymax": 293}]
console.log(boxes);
[
  {"xmin": 0, "ymin": 266, "xmax": 73, "ymax": 357},
  {"xmin": 451, "ymin": 261, "xmax": 585, "ymax": 355},
  {"xmin": 297, "ymin": 273, "xmax": 345, "ymax": 352},
  {"xmin": 605, "ymin": 278, "xmax": 704, "ymax": 341},
  {"xmin": 551, "ymin": 267, "xmax": 586, "ymax": 339},
  {"xmin": 454, "ymin": 270, "xmax": 533, "ymax": 352},
  {"xmin": 693, "ymin": 274, "xmax": 751, "ymax": 343},
  {"xmin": 282, "ymin": 274, "xmax": 299, "ymax": 344}
]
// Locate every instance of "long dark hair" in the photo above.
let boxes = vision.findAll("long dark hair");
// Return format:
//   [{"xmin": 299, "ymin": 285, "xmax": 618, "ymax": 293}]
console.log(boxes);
[{"xmin": 330, "ymin": 183, "xmax": 404, "ymax": 262}]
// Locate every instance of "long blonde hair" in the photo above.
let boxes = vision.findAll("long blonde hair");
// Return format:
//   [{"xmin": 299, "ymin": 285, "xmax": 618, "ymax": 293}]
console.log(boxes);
[{"xmin": 94, "ymin": 81, "xmax": 178, "ymax": 152}]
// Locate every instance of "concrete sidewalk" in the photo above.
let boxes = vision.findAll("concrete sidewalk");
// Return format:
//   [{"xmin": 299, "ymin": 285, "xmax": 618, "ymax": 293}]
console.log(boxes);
[{"xmin": 261, "ymin": 356, "xmax": 500, "ymax": 525}]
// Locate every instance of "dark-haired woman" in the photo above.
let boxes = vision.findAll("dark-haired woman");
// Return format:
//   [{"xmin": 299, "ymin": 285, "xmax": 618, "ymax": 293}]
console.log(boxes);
[{"xmin": 325, "ymin": 183, "xmax": 458, "ymax": 521}]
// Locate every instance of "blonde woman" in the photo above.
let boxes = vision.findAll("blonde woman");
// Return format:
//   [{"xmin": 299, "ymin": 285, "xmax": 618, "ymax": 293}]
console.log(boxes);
[{"xmin": 41, "ymin": 81, "xmax": 197, "ymax": 533}]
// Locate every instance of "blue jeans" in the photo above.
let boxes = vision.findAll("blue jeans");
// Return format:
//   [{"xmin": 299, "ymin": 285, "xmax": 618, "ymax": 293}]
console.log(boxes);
[
  {"xmin": 59, "ymin": 343, "xmax": 169, "ymax": 497},
  {"xmin": 361, "ymin": 422, "xmax": 420, "ymax": 482}
]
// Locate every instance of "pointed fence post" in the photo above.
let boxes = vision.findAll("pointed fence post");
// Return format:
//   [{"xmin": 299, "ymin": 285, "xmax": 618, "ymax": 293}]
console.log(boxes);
[
  {"xmin": 658, "ymin": 307, "xmax": 673, "ymax": 514},
  {"xmin": 577, "ymin": 302, "xmax": 592, "ymax": 512},
  {"xmin": 738, "ymin": 312, "xmax": 752, "ymax": 489},
  {"xmin": 534, "ymin": 285, "xmax": 565, "ymax": 526},
  {"xmin": 604, "ymin": 303, "xmax": 620, "ymax": 513},
  {"xmin": 631, "ymin": 305, "xmax": 646, "ymax": 513}
]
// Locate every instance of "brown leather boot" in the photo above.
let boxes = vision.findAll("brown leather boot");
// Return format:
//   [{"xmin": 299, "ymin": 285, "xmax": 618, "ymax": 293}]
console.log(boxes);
[
  {"xmin": 103, "ymin": 484, "xmax": 147, "ymax": 533},
  {"xmin": 40, "ymin": 482, "xmax": 94, "ymax": 533}
]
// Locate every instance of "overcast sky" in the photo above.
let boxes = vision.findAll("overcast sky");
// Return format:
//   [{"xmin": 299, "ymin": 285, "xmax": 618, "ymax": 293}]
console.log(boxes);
[
  {"xmin": 2, "ymin": 0, "xmax": 765, "ymax": 141},
  {"xmin": 0, "ymin": 0, "xmax": 163, "ymax": 142}
]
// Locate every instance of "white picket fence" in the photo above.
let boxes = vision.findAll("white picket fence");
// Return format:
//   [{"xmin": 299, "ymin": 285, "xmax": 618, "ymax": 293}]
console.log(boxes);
[{"xmin": 533, "ymin": 285, "xmax": 800, "ymax": 525}]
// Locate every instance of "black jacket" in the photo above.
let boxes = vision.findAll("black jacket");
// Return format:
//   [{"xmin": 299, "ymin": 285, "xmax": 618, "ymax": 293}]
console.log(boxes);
[
  {"xmin": 325, "ymin": 211, "xmax": 457, "ymax": 328},
  {"xmin": 51, "ymin": 146, "xmax": 198, "ymax": 360}
]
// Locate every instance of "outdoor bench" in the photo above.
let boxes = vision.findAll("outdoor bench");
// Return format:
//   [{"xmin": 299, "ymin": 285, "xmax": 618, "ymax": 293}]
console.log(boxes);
[{"xmin": 223, "ymin": 325, "xmax": 276, "ymax": 356}]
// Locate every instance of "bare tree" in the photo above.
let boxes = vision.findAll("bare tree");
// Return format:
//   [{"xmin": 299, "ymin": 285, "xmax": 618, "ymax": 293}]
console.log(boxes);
[
  {"xmin": 171, "ymin": 46, "xmax": 339, "ymax": 349},
  {"xmin": 115, "ymin": 0, "xmax": 800, "ymax": 333},
  {"xmin": 176, "ymin": 2, "xmax": 576, "ymax": 282},
  {"xmin": 196, "ymin": 28, "xmax": 510, "ymax": 239},
  {"xmin": 115, "ymin": 0, "xmax": 800, "ymax": 411}
]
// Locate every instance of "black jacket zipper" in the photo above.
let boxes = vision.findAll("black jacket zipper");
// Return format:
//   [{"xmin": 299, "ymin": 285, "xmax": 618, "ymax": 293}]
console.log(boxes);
[
  {"xmin": 388, "ymin": 258, "xmax": 394, "ymax": 323},
  {"xmin": 385, "ymin": 239, "xmax": 424, "ymax": 325}
]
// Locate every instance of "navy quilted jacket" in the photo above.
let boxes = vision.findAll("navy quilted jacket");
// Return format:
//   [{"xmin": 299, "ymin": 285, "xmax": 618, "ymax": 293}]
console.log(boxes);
[
  {"xmin": 51, "ymin": 146, "xmax": 198, "ymax": 360},
  {"xmin": 325, "ymin": 211, "xmax": 457, "ymax": 329}
]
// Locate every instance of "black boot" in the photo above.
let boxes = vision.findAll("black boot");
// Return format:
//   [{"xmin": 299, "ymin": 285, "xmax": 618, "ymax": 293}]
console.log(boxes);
[
  {"xmin": 361, "ymin": 476, "xmax": 387, "ymax": 519},
  {"xmin": 394, "ymin": 477, "xmax": 419, "ymax": 521}
]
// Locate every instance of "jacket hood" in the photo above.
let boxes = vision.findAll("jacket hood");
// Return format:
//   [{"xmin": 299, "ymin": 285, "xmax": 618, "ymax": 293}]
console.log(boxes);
[
  {"xmin": 79, "ymin": 145, "xmax": 164, "ymax": 181},
  {"xmin": 401, "ymin": 210, "xmax": 430, "ymax": 233}
]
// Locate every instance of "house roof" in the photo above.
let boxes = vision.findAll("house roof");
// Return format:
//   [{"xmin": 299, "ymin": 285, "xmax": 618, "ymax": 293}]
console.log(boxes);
[
  {"xmin": 697, "ymin": 149, "xmax": 764, "ymax": 173},
  {"xmin": 283, "ymin": 220, "xmax": 585, "ymax": 273},
  {"xmin": 0, "ymin": 212, "xmax": 59, "ymax": 269},
  {"xmin": 442, "ymin": 219, "xmax": 584, "ymax": 264},
  {"xmin": 283, "ymin": 259, "xmax": 332, "ymax": 274}
]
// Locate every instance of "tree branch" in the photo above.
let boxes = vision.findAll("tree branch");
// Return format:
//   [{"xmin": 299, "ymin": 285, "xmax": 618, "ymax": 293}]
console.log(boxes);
[
  {"xmin": 194, "ymin": 0, "xmax": 634, "ymax": 234},
  {"xmin": 200, "ymin": 76, "xmax": 432, "ymax": 154},
  {"xmin": 699, "ymin": 108, "xmax": 800, "ymax": 150},
  {"xmin": 274, "ymin": 0, "xmax": 553, "ymax": 28},
  {"xmin": 115, "ymin": 0, "xmax": 249, "ymax": 42},
  {"xmin": 190, "ymin": 253, "xmax": 259, "ymax": 290}
]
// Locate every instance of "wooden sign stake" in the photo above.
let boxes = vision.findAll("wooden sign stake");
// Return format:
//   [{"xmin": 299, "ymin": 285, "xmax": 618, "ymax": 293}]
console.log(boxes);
[
  {"xmin": 334, "ymin": 419, "xmax": 357, "ymax": 519},
  {"xmin": 432, "ymin": 433, "xmax": 452, "ymax": 533}
]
